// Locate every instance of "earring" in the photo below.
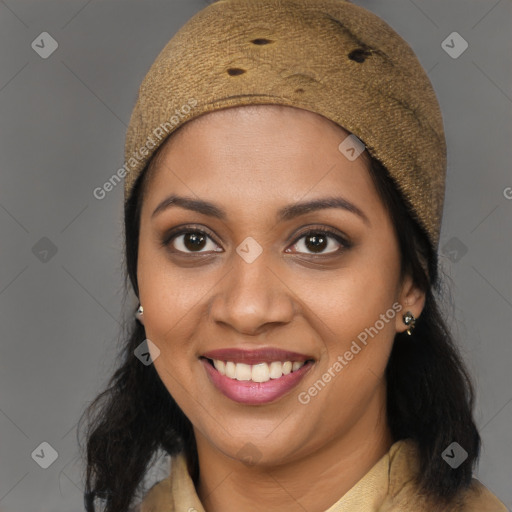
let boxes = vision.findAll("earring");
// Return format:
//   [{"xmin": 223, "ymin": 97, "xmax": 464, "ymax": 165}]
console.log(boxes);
[
  {"xmin": 135, "ymin": 304, "xmax": 144, "ymax": 322},
  {"xmin": 402, "ymin": 311, "xmax": 416, "ymax": 335}
]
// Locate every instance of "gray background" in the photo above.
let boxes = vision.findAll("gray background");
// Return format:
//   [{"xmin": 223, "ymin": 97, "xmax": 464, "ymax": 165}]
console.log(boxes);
[{"xmin": 1, "ymin": 0, "xmax": 511, "ymax": 510}]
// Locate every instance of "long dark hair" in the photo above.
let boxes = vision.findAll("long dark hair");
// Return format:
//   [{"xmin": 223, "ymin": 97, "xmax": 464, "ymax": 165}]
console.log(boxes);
[{"xmin": 79, "ymin": 146, "xmax": 480, "ymax": 511}]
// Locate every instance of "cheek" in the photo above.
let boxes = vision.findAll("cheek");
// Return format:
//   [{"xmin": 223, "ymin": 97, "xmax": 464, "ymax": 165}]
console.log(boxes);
[
  {"xmin": 139, "ymin": 265, "xmax": 209, "ymax": 421},
  {"xmin": 293, "ymin": 258, "xmax": 400, "ymax": 345},
  {"xmin": 136, "ymin": 247, "xmax": 213, "ymax": 387},
  {"xmin": 139, "ymin": 273, "xmax": 206, "ymax": 359},
  {"xmin": 292, "ymin": 252, "xmax": 400, "ymax": 402},
  {"xmin": 137, "ymin": 233, "xmax": 210, "ymax": 332}
]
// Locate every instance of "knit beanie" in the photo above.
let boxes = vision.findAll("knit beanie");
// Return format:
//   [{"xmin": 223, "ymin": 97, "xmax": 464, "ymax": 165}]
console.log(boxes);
[{"xmin": 123, "ymin": 0, "xmax": 446, "ymax": 251}]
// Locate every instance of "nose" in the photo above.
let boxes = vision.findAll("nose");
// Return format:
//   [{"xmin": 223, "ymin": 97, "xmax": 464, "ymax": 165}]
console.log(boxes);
[{"xmin": 209, "ymin": 251, "xmax": 295, "ymax": 336}]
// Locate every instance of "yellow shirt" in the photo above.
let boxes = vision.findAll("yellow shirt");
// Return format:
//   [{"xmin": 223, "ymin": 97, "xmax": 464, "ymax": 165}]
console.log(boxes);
[{"xmin": 139, "ymin": 439, "xmax": 508, "ymax": 511}]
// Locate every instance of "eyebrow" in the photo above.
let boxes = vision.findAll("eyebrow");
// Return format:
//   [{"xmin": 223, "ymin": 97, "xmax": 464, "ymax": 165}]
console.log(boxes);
[{"xmin": 151, "ymin": 194, "xmax": 370, "ymax": 225}]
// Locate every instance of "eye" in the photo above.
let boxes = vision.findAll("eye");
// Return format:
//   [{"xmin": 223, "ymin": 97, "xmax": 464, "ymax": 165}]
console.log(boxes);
[
  {"xmin": 162, "ymin": 227, "xmax": 222, "ymax": 254},
  {"xmin": 161, "ymin": 225, "xmax": 351, "ymax": 256},
  {"xmin": 286, "ymin": 227, "xmax": 349, "ymax": 256}
]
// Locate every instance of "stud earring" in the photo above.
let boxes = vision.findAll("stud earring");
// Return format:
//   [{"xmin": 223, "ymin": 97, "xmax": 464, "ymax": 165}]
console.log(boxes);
[
  {"xmin": 135, "ymin": 304, "xmax": 144, "ymax": 322},
  {"xmin": 402, "ymin": 311, "xmax": 416, "ymax": 335}
]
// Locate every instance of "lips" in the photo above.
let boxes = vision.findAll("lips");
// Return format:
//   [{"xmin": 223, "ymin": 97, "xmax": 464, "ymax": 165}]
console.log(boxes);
[{"xmin": 200, "ymin": 347, "xmax": 315, "ymax": 404}]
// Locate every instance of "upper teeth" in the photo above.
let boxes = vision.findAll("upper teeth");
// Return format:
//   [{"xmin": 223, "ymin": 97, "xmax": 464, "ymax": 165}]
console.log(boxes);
[{"xmin": 212, "ymin": 359, "xmax": 306, "ymax": 382}]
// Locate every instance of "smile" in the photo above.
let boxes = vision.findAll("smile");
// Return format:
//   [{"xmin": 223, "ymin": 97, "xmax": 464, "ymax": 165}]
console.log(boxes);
[{"xmin": 200, "ymin": 350, "xmax": 315, "ymax": 405}]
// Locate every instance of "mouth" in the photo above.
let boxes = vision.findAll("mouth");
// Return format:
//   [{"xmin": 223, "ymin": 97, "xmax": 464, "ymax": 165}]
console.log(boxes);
[{"xmin": 199, "ymin": 348, "xmax": 315, "ymax": 405}]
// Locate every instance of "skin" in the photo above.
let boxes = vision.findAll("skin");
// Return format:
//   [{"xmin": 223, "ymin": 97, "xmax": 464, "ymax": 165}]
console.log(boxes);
[{"xmin": 136, "ymin": 105, "xmax": 425, "ymax": 512}]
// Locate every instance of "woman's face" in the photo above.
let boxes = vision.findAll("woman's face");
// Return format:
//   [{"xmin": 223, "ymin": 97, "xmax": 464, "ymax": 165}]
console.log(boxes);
[{"xmin": 137, "ymin": 105, "xmax": 423, "ymax": 465}]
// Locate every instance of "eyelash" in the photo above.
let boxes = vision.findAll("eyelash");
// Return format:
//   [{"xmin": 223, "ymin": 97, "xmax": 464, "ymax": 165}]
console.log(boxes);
[{"xmin": 160, "ymin": 224, "xmax": 351, "ymax": 257}]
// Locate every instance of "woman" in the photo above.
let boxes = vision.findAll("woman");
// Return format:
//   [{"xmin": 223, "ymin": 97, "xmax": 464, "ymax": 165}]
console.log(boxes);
[{"xmin": 80, "ymin": 1, "xmax": 508, "ymax": 511}]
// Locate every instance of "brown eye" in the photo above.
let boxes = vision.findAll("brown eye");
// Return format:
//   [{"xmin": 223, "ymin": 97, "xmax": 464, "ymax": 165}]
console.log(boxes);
[
  {"xmin": 181, "ymin": 232, "xmax": 207, "ymax": 252},
  {"xmin": 287, "ymin": 228, "xmax": 349, "ymax": 256},
  {"xmin": 304, "ymin": 233, "xmax": 329, "ymax": 253},
  {"xmin": 164, "ymin": 229, "xmax": 222, "ymax": 254}
]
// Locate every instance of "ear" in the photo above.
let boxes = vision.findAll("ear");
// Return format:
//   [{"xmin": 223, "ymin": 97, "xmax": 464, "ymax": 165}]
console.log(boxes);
[{"xmin": 395, "ymin": 273, "xmax": 426, "ymax": 334}]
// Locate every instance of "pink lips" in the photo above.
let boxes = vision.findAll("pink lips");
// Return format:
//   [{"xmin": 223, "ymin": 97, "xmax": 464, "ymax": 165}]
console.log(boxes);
[{"xmin": 200, "ymin": 348, "xmax": 315, "ymax": 405}]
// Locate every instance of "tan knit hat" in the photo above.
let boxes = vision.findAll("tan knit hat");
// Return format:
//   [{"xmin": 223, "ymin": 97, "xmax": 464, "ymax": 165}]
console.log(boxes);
[{"xmin": 123, "ymin": 0, "xmax": 446, "ymax": 251}]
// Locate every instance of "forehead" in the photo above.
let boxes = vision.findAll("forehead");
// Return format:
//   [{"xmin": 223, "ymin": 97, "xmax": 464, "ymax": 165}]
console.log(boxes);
[
  {"xmin": 165, "ymin": 104, "xmax": 351, "ymax": 148},
  {"xmin": 141, "ymin": 105, "xmax": 378, "ymax": 216}
]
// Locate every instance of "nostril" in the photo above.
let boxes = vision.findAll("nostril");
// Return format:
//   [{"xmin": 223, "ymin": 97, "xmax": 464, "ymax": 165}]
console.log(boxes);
[
  {"xmin": 227, "ymin": 68, "xmax": 246, "ymax": 76},
  {"xmin": 348, "ymin": 48, "xmax": 372, "ymax": 63}
]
